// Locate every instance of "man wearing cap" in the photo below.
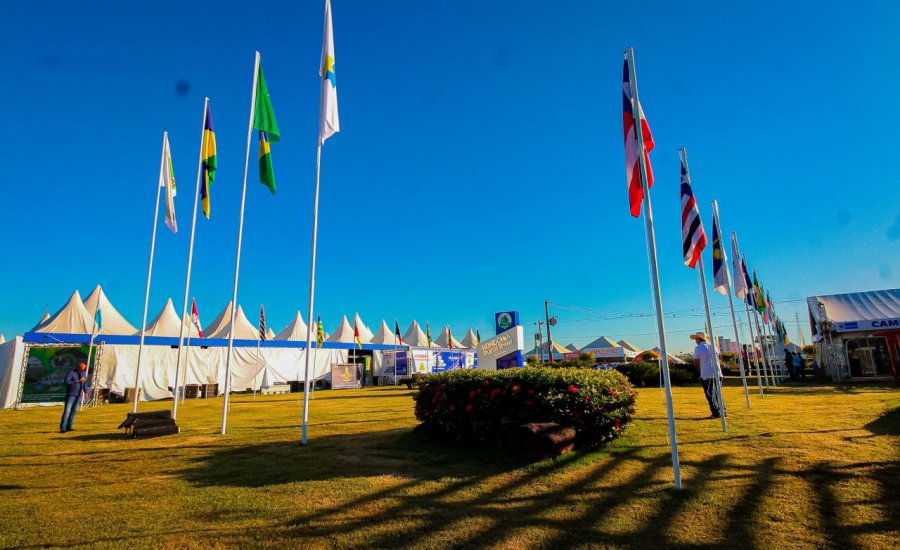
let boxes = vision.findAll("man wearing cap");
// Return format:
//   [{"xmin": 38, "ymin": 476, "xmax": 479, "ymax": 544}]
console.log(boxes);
[
  {"xmin": 60, "ymin": 362, "xmax": 89, "ymax": 433},
  {"xmin": 691, "ymin": 332, "xmax": 725, "ymax": 419}
]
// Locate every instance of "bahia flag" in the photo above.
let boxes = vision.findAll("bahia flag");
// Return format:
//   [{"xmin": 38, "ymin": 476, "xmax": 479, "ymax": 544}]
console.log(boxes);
[
  {"xmin": 679, "ymin": 150, "xmax": 706, "ymax": 268},
  {"xmin": 316, "ymin": 315, "xmax": 325, "ymax": 347},
  {"xmin": 253, "ymin": 59, "xmax": 280, "ymax": 194},
  {"xmin": 622, "ymin": 59, "xmax": 655, "ymax": 217},
  {"xmin": 731, "ymin": 233, "xmax": 749, "ymax": 301},
  {"xmin": 160, "ymin": 132, "xmax": 178, "ymax": 233},
  {"xmin": 259, "ymin": 305, "xmax": 267, "ymax": 341},
  {"xmin": 319, "ymin": 0, "xmax": 340, "ymax": 144},
  {"xmin": 394, "ymin": 320, "xmax": 403, "ymax": 346},
  {"xmin": 710, "ymin": 202, "xmax": 730, "ymax": 295},
  {"xmin": 191, "ymin": 298, "xmax": 204, "ymax": 338},
  {"xmin": 353, "ymin": 322, "xmax": 362, "ymax": 350},
  {"xmin": 201, "ymin": 105, "xmax": 217, "ymax": 218}
]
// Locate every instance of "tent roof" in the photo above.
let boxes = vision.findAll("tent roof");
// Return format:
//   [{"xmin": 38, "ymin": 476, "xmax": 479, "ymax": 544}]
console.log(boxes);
[
  {"xmin": 327, "ymin": 315, "xmax": 357, "ymax": 343},
  {"xmin": 403, "ymin": 320, "xmax": 437, "ymax": 347},
  {"xmin": 30, "ymin": 312, "xmax": 50, "ymax": 332},
  {"xmin": 204, "ymin": 302, "xmax": 259, "ymax": 340},
  {"xmin": 83, "ymin": 285, "xmax": 138, "ymax": 335},
  {"xmin": 266, "ymin": 328, "xmax": 276, "ymax": 340},
  {"xmin": 274, "ymin": 311, "xmax": 309, "ymax": 341},
  {"xmin": 617, "ymin": 339, "xmax": 642, "ymax": 353},
  {"xmin": 0, "ymin": 334, "xmax": 5, "ymax": 345},
  {"xmin": 565, "ymin": 343, "xmax": 579, "ymax": 352},
  {"xmin": 807, "ymin": 288, "xmax": 900, "ymax": 331},
  {"xmin": 144, "ymin": 299, "xmax": 201, "ymax": 338},
  {"xmin": 435, "ymin": 326, "xmax": 465, "ymax": 349},
  {"xmin": 636, "ymin": 347, "xmax": 687, "ymax": 364},
  {"xmin": 352, "ymin": 313, "xmax": 374, "ymax": 343},
  {"xmin": 582, "ymin": 336, "xmax": 621, "ymax": 350},
  {"xmin": 34, "ymin": 290, "xmax": 94, "ymax": 334},
  {"xmin": 460, "ymin": 328, "xmax": 479, "ymax": 348},
  {"xmin": 524, "ymin": 341, "xmax": 570, "ymax": 356},
  {"xmin": 370, "ymin": 320, "xmax": 402, "ymax": 345}
]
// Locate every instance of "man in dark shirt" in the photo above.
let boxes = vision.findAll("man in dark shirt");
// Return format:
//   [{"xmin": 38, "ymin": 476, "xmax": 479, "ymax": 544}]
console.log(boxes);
[{"xmin": 60, "ymin": 362, "xmax": 88, "ymax": 433}]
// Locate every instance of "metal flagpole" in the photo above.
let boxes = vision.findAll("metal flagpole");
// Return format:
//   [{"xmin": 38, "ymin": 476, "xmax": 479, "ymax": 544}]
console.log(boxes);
[
  {"xmin": 743, "ymin": 300, "xmax": 766, "ymax": 395},
  {"xmin": 301, "ymin": 140, "xmax": 322, "ymax": 445},
  {"xmin": 221, "ymin": 51, "xmax": 261, "ymax": 435},
  {"xmin": 81, "ymin": 316, "xmax": 98, "ymax": 412},
  {"xmin": 173, "ymin": 98, "xmax": 209, "ymax": 420},
  {"xmin": 753, "ymin": 305, "xmax": 775, "ymax": 387},
  {"xmin": 697, "ymin": 258, "xmax": 727, "ymax": 432},
  {"xmin": 180, "ymin": 322, "xmax": 192, "ymax": 404},
  {"xmin": 626, "ymin": 47, "xmax": 681, "ymax": 489},
  {"xmin": 763, "ymin": 315, "xmax": 783, "ymax": 382},
  {"xmin": 712, "ymin": 202, "xmax": 750, "ymax": 409},
  {"xmin": 133, "ymin": 132, "xmax": 167, "ymax": 414}
]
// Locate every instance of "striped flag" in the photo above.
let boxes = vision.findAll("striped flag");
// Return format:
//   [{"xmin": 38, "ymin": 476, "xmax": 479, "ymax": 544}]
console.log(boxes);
[
  {"xmin": 741, "ymin": 255, "xmax": 755, "ymax": 308},
  {"xmin": 319, "ymin": 0, "xmax": 340, "ymax": 144},
  {"xmin": 259, "ymin": 305, "xmax": 267, "ymax": 341},
  {"xmin": 200, "ymin": 105, "xmax": 217, "ymax": 218},
  {"xmin": 710, "ymin": 202, "xmax": 729, "ymax": 295},
  {"xmin": 731, "ymin": 234, "xmax": 749, "ymax": 301},
  {"xmin": 190, "ymin": 299, "xmax": 204, "ymax": 338},
  {"xmin": 679, "ymin": 150, "xmax": 706, "ymax": 269},
  {"xmin": 160, "ymin": 132, "xmax": 177, "ymax": 233},
  {"xmin": 622, "ymin": 59, "xmax": 655, "ymax": 217},
  {"xmin": 394, "ymin": 320, "xmax": 403, "ymax": 346}
]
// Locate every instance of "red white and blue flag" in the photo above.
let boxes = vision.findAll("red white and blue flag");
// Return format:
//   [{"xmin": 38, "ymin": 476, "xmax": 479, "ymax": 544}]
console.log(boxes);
[
  {"xmin": 259, "ymin": 305, "xmax": 267, "ymax": 341},
  {"xmin": 730, "ymin": 233, "xmax": 750, "ymax": 301},
  {"xmin": 622, "ymin": 59, "xmax": 655, "ymax": 218},
  {"xmin": 679, "ymin": 151, "xmax": 706, "ymax": 268}
]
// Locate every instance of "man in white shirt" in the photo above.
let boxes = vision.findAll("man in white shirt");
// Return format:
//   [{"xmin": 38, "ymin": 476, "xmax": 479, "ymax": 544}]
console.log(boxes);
[{"xmin": 691, "ymin": 332, "xmax": 725, "ymax": 419}]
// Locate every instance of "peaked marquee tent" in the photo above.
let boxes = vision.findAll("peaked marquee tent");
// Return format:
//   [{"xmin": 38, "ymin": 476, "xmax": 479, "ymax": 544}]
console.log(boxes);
[
  {"xmin": 460, "ymin": 328, "xmax": 479, "ymax": 349},
  {"xmin": 435, "ymin": 326, "xmax": 465, "ymax": 349}
]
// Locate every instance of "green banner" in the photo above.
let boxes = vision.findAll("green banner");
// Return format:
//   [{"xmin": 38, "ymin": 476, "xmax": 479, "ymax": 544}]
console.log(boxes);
[{"xmin": 22, "ymin": 345, "xmax": 91, "ymax": 403}]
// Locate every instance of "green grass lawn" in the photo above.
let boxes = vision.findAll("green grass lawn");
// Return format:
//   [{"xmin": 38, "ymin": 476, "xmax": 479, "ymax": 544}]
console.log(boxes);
[{"xmin": 0, "ymin": 379, "xmax": 897, "ymax": 549}]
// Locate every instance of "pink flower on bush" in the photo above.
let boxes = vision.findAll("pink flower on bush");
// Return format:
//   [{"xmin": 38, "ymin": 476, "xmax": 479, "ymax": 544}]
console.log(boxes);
[
  {"xmin": 483, "ymin": 379, "xmax": 491, "ymax": 387},
  {"xmin": 476, "ymin": 388, "xmax": 483, "ymax": 395},
  {"xmin": 609, "ymin": 389, "xmax": 618, "ymax": 397},
  {"xmin": 568, "ymin": 384, "xmax": 579, "ymax": 394},
  {"xmin": 527, "ymin": 389, "xmax": 535, "ymax": 396},
  {"xmin": 614, "ymin": 419, "xmax": 621, "ymax": 430},
  {"xmin": 469, "ymin": 390, "xmax": 476, "ymax": 398},
  {"xmin": 512, "ymin": 385, "xmax": 521, "ymax": 394},
  {"xmin": 524, "ymin": 399, "xmax": 533, "ymax": 406},
  {"xmin": 466, "ymin": 404, "xmax": 474, "ymax": 412},
  {"xmin": 449, "ymin": 405, "xmax": 455, "ymax": 412},
  {"xmin": 584, "ymin": 394, "xmax": 590, "ymax": 402}
]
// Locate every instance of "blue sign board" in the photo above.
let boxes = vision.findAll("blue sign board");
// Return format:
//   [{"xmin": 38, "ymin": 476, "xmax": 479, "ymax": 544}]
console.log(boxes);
[{"xmin": 495, "ymin": 311, "xmax": 520, "ymax": 335}]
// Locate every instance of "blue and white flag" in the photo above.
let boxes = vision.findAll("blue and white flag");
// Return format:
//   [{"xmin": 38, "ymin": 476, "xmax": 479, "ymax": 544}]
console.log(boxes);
[
  {"xmin": 710, "ymin": 201, "xmax": 730, "ymax": 295},
  {"xmin": 319, "ymin": 0, "xmax": 340, "ymax": 144},
  {"xmin": 93, "ymin": 308, "xmax": 103, "ymax": 335},
  {"xmin": 730, "ymin": 233, "xmax": 749, "ymax": 301}
]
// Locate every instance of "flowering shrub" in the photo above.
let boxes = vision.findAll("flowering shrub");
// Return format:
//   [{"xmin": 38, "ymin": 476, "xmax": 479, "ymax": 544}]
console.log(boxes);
[{"xmin": 413, "ymin": 367, "xmax": 636, "ymax": 448}]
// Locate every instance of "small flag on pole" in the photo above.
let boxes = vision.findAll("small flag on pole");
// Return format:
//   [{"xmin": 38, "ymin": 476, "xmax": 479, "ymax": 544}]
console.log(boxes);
[
  {"xmin": 426, "ymin": 323, "xmax": 432, "ymax": 347},
  {"xmin": 711, "ymin": 203, "xmax": 729, "ymax": 295},
  {"xmin": 191, "ymin": 299, "xmax": 204, "ymax": 338},
  {"xmin": 753, "ymin": 271, "xmax": 766, "ymax": 314},
  {"xmin": 394, "ymin": 320, "xmax": 403, "ymax": 345},
  {"xmin": 447, "ymin": 326, "xmax": 453, "ymax": 350},
  {"xmin": 93, "ymin": 308, "xmax": 103, "ymax": 336},
  {"xmin": 679, "ymin": 151, "xmax": 706, "ymax": 269},
  {"xmin": 622, "ymin": 60, "xmax": 655, "ymax": 217},
  {"xmin": 319, "ymin": 0, "xmax": 340, "ymax": 144},
  {"xmin": 316, "ymin": 316, "xmax": 325, "ymax": 347},
  {"xmin": 161, "ymin": 133, "xmax": 177, "ymax": 233},
  {"xmin": 259, "ymin": 305, "xmax": 267, "ymax": 341},
  {"xmin": 476, "ymin": 328, "xmax": 481, "ymax": 345},
  {"xmin": 731, "ymin": 234, "xmax": 749, "ymax": 301},
  {"xmin": 252, "ymin": 61, "xmax": 280, "ymax": 194},
  {"xmin": 741, "ymin": 255, "xmax": 755, "ymax": 308},
  {"xmin": 201, "ymin": 106, "xmax": 217, "ymax": 219},
  {"xmin": 353, "ymin": 321, "xmax": 362, "ymax": 350}
]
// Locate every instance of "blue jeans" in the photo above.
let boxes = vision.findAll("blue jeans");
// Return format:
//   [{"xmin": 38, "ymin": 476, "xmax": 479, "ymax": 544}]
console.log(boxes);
[{"xmin": 60, "ymin": 395, "xmax": 79, "ymax": 432}]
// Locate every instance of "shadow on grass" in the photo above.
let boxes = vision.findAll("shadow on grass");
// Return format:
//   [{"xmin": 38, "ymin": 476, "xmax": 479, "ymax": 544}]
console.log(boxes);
[{"xmin": 864, "ymin": 406, "xmax": 900, "ymax": 436}]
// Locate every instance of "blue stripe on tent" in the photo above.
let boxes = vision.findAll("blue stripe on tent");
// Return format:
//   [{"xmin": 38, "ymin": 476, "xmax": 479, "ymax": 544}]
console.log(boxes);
[{"xmin": 22, "ymin": 332, "xmax": 400, "ymax": 350}]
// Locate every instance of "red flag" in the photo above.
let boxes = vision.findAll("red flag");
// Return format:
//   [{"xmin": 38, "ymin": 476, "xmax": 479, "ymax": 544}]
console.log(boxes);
[
  {"xmin": 622, "ymin": 59, "xmax": 655, "ymax": 217},
  {"xmin": 191, "ymin": 299, "xmax": 204, "ymax": 338},
  {"xmin": 394, "ymin": 320, "xmax": 403, "ymax": 345},
  {"xmin": 353, "ymin": 322, "xmax": 362, "ymax": 349}
]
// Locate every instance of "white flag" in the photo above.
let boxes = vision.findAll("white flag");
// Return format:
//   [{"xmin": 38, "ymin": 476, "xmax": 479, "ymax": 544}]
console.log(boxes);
[
  {"xmin": 319, "ymin": 0, "xmax": 340, "ymax": 144},
  {"xmin": 731, "ymin": 232, "xmax": 749, "ymax": 300},
  {"xmin": 161, "ymin": 132, "xmax": 177, "ymax": 233}
]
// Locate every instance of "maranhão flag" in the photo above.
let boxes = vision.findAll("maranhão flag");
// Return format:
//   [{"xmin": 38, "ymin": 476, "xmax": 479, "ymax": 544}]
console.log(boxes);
[
  {"xmin": 190, "ymin": 298, "xmax": 204, "ymax": 338},
  {"xmin": 622, "ymin": 59, "xmax": 655, "ymax": 217},
  {"xmin": 710, "ymin": 202, "xmax": 730, "ymax": 296},
  {"xmin": 253, "ymin": 60, "xmax": 280, "ymax": 194},
  {"xmin": 160, "ymin": 132, "xmax": 177, "ymax": 233},
  {"xmin": 200, "ymin": 105, "xmax": 217, "ymax": 218},
  {"xmin": 394, "ymin": 320, "xmax": 403, "ymax": 345},
  {"xmin": 319, "ymin": 0, "xmax": 340, "ymax": 144},
  {"xmin": 316, "ymin": 316, "xmax": 325, "ymax": 346},
  {"xmin": 447, "ymin": 326, "xmax": 453, "ymax": 350},
  {"xmin": 679, "ymin": 150, "xmax": 706, "ymax": 269}
]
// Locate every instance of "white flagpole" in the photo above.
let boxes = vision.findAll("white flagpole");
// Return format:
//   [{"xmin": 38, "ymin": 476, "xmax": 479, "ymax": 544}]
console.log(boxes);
[
  {"xmin": 173, "ymin": 98, "xmax": 209, "ymax": 420},
  {"xmin": 221, "ymin": 51, "xmax": 261, "ymax": 435},
  {"xmin": 301, "ymin": 139, "xmax": 322, "ymax": 445},
  {"xmin": 81, "ymin": 317, "xmax": 98, "ymax": 412},
  {"xmin": 743, "ymin": 299, "xmax": 766, "ymax": 396},
  {"xmin": 181, "ymin": 322, "xmax": 192, "ymax": 404},
  {"xmin": 752, "ymin": 303, "xmax": 776, "ymax": 388},
  {"xmin": 132, "ymin": 132, "xmax": 167, "ymax": 413},
  {"xmin": 626, "ymin": 48, "xmax": 681, "ymax": 489},
  {"xmin": 713, "ymin": 203, "xmax": 751, "ymax": 409}
]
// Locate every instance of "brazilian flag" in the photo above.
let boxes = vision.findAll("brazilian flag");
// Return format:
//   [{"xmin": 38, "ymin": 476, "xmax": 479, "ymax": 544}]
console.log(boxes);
[{"xmin": 253, "ymin": 61, "xmax": 280, "ymax": 194}]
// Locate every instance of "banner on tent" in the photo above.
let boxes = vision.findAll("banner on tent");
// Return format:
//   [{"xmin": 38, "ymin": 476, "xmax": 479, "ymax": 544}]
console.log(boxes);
[
  {"xmin": 21, "ymin": 345, "xmax": 92, "ymax": 403},
  {"xmin": 433, "ymin": 351, "xmax": 465, "ymax": 373}
]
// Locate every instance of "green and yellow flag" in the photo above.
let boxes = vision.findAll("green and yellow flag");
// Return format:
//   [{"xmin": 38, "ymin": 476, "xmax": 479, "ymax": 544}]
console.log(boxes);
[
  {"xmin": 316, "ymin": 315, "xmax": 325, "ymax": 347},
  {"xmin": 253, "ymin": 60, "xmax": 280, "ymax": 194},
  {"xmin": 753, "ymin": 271, "xmax": 766, "ymax": 313}
]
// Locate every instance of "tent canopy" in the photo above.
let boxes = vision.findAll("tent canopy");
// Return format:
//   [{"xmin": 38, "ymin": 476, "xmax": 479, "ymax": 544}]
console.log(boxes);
[
  {"xmin": 403, "ymin": 320, "xmax": 436, "ymax": 347},
  {"xmin": 327, "ymin": 315, "xmax": 357, "ymax": 343},
  {"xmin": 435, "ymin": 326, "xmax": 465, "ymax": 349},
  {"xmin": 460, "ymin": 328, "xmax": 479, "ymax": 348},
  {"xmin": 274, "ymin": 311, "xmax": 309, "ymax": 341},
  {"xmin": 204, "ymin": 302, "xmax": 259, "ymax": 340},
  {"xmin": 144, "ymin": 299, "xmax": 201, "ymax": 338},
  {"xmin": 524, "ymin": 341, "xmax": 570, "ymax": 356},
  {"xmin": 617, "ymin": 339, "xmax": 642, "ymax": 353},
  {"xmin": 34, "ymin": 290, "xmax": 94, "ymax": 334},
  {"xmin": 807, "ymin": 289, "xmax": 900, "ymax": 332},
  {"xmin": 352, "ymin": 313, "xmax": 374, "ymax": 343},
  {"xmin": 371, "ymin": 320, "xmax": 402, "ymax": 345},
  {"xmin": 83, "ymin": 285, "xmax": 138, "ymax": 335},
  {"xmin": 582, "ymin": 336, "xmax": 621, "ymax": 350}
]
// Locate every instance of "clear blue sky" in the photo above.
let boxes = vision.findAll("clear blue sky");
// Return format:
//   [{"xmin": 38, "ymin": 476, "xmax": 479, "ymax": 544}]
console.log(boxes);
[{"xmin": 1, "ymin": 1, "xmax": 898, "ymax": 353}]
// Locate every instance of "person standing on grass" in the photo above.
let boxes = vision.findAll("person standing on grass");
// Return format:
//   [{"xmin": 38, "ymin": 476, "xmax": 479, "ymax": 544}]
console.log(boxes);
[
  {"xmin": 785, "ymin": 349, "xmax": 796, "ymax": 381},
  {"xmin": 792, "ymin": 351, "xmax": 803, "ymax": 379},
  {"xmin": 60, "ymin": 362, "xmax": 89, "ymax": 433},
  {"xmin": 691, "ymin": 332, "xmax": 725, "ymax": 419}
]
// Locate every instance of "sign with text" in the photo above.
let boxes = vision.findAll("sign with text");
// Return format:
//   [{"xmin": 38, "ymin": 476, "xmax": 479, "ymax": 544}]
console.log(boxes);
[
  {"xmin": 477, "ymin": 325, "xmax": 525, "ymax": 370},
  {"xmin": 331, "ymin": 363, "xmax": 362, "ymax": 389}
]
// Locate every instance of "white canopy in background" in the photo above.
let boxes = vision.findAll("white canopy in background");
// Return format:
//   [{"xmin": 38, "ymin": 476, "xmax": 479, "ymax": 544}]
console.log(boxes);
[
  {"xmin": 370, "ymin": 320, "xmax": 402, "ymax": 345},
  {"xmin": 460, "ymin": 328, "xmax": 479, "ymax": 348},
  {"xmin": 327, "ymin": 315, "xmax": 357, "ymax": 343},
  {"xmin": 83, "ymin": 285, "xmax": 138, "ymax": 335},
  {"xmin": 565, "ymin": 343, "xmax": 579, "ymax": 352},
  {"xmin": 582, "ymin": 336, "xmax": 621, "ymax": 350},
  {"xmin": 204, "ymin": 302, "xmax": 259, "ymax": 340},
  {"xmin": 144, "ymin": 299, "xmax": 201, "ymax": 338},
  {"xmin": 34, "ymin": 290, "xmax": 94, "ymax": 334},
  {"xmin": 352, "ymin": 313, "xmax": 374, "ymax": 343},
  {"xmin": 266, "ymin": 328, "xmax": 275, "ymax": 340},
  {"xmin": 30, "ymin": 312, "xmax": 50, "ymax": 332},
  {"xmin": 403, "ymin": 320, "xmax": 437, "ymax": 347},
  {"xmin": 617, "ymin": 339, "xmax": 642, "ymax": 353},
  {"xmin": 274, "ymin": 311, "xmax": 309, "ymax": 341},
  {"xmin": 807, "ymin": 288, "xmax": 900, "ymax": 332},
  {"xmin": 435, "ymin": 326, "xmax": 465, "ymax": 349},
  {"xmin": 0, "ymin": 336, "xmax": 26, "ymax": 408}
]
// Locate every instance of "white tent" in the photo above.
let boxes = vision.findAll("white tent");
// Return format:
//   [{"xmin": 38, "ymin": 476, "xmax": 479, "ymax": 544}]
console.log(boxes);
[
  {"xmin": 144, "ymin": 299, "xmax": 201, "ymax": 338},
  {"xmin": 617, "ymin": 339, "xmax": 642, "ymax": 354},
  {"xmin": 352, "ymin": 313, "xmax": 374, "ymax": 343},
  {"xmin": 204, "ymin": 303, "xmax": 260, "ymax": 340},
  {"xmin": 266, "ymin": 328, "xmax": 275, "ymax": 340},
  {"xmin": 403, "ymin": 320, "xmax": 437, "ymax": 347},
  {"xmin": 460, "ymin": 328, "xmax": 479, "ymax": 349},
  {"xmin": 34, "ymin": 290, "xmax": 94, "ymax": 334},
  {"xmin": 0, "ymin": 336, "xmax": 26, "ymax": 408},
  {"xmin": 435, "ymin": 326, "xmax": 465, "ymax": 349},
  {"xmin": 30, "ymin": 312, "xmax": 50, "ymax": 332},
  {"xmin": 327, "ymin": 315, "xmax": 357, "ymax": 343},
  {"xmin": 274, "ymin": 311, "xmax": 309, "ymax": 341},
  {"xmin": 83, "ymin": 285, "xmax": 139, "ymax": 335},
  {"xmin": 370, "ymin": 320, "xmax": 402, "ymax": 345},
  {"xmin": 565, "ymin": 343, "xmax": 579, "ymax": 352},
  {"xmin": 582, "ymin": 336, "xmax": 621, "ymax": 350}
]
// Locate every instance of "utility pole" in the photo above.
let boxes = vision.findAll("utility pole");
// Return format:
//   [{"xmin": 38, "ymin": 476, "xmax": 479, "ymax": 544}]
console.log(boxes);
[
  {"xmin": 544, "ymin": 300, "xmax": 557, "ymax": 363},
  {"xmin": 795, "ymin": 311, "xmax": 806, "ymax": 347}
]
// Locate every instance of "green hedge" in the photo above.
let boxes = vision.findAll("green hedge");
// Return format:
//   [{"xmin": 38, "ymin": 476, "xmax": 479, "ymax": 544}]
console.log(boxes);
[
  {"xmin": 615, "ymin": 362, "xmax": 697, "ymax": 387},
  {"xmin": 413, "ymin": 367, "xmax": 636, "ymax": 448}
]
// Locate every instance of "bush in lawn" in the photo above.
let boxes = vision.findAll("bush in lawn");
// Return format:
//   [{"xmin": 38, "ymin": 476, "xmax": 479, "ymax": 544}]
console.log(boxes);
[
  {"xmin": 616, "ymin": 362, "xmax": 697, "ymax": 387},
  {"xmin": 413, "ymin": 367, "xmax": 636, "ymax": 448}
]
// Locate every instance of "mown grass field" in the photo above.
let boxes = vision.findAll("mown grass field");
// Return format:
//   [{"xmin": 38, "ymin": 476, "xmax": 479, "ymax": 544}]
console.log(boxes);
[{"xmin": 0, "ymin": 379, "xmax": 897, "ymax": 549}]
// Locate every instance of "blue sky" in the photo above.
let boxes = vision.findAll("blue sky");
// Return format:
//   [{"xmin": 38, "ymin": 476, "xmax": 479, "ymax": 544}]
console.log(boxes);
[{"xmin": 1, "ymin": 1, "xmax": 898, "ymax": 353}]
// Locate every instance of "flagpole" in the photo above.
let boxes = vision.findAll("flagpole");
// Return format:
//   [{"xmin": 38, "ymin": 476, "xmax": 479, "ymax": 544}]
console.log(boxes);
[
  {"xmin": 626, "ymin": 47, "xmax": 681, "ymax": 490},
  {"xmin": 713, "ymin": 203, "xmax": 751, "ymax": 409},
  {"xmin": 181, "ymin": 321, "xmax": 192, "ymax": 404},
  {"xmin": 132, "ymin": 132, "xmax": 167, "ymax": 414},
  {"xmin": 221, "ymin": 51, "xmax": 261, "ymax": 435},
  {"xmin": 743, "ymin": 299, "xmax": 766, "ymax": 396},
  {"xmin": 753, "ymin": 303, "xmax": 775, "ymax": 388},
  {"xmin": 300, "ymin": 134, "xmax": 323, "ymax": 444},
  {"xmin": 172, "ymin": 98, "xmax": 209, "ymax": 420},
  {"xmin": 81, "ymin": 315, "xmax": 99, "ymax": 412}
]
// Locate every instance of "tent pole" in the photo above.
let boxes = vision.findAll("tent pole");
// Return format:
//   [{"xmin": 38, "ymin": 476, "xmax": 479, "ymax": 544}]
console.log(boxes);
[
  {"xmin": 173, "ymin": 98, "xmax": 208, "ymax": 420},
  {"xmin": 133, "ymin": 132, "xmax": 167, "ymax": 414}
]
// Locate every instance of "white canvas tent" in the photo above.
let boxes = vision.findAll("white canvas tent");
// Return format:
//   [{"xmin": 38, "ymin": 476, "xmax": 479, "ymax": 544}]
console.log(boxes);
[
  {"xmin": 33, "ymin": 290, "xmax": 94, "ymax": 334},
  {"xmin": 352, "ymin": 313, "xmax": 374, "ymax": 343},
  {"xmin": 204, "ymin": 302, "xmax": 260, "ymax": 340},
  {"xmin": 617, "ymin": 339, "xmax": 642, "ymax": 354},
  {"xmin": 460, "ymin": 328, "xmax": 479, "ymax": 349},
  {"xmin": 403, "ymin": 320, "xmax": 437, "ymax": 347},
  {"xmin": 83, "ymin": 285, "xmax": 138, "ymax": 335},
  {"xmin": 274, "ymin": 311, "xmax": 309, "ymax": 341},
  {"xmin": 266, "ymin": 328, "xmax": 275, "ymax": 340},
  {"xmin": 327, "ymin": 315, "xmax": 357, "ymax": 343},
  {"xmin": 30, "ymin": 313, "xmax": 50, "ymax": 332},
  {"xmin": 144, "ymin": 299, "xmax": 201, "ymax": 338},
  {"xmin": 370, "ymin": 320, "xmax": 402, "ymax": 345},
  {"xmin": 0, "ymin": 336, "xmax": 26, "ymax": 408},
  {"xmin": 582, "ymin": 336, "xmax": 621, "ymax": 350},
  {"xmin": 435, "ymin": 326, "xmax": 465, "ymax": 349}
]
